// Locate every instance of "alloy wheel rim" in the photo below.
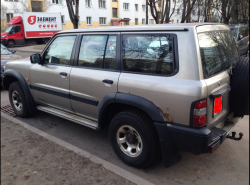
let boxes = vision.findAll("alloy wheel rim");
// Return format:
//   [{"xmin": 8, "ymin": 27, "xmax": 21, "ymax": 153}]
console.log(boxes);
[
  {"xmin": 12, "ymin": 91, "xmax": 22, "ymax": 111},
  {"xmin": 116, "ymin": 125, "xmax": 143, "ymax": 157}
]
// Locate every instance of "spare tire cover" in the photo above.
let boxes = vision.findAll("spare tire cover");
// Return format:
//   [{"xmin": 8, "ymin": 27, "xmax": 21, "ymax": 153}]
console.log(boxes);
[{"xmin": 230, "ymin": 56, "xmax": 249, "ymax": 115}]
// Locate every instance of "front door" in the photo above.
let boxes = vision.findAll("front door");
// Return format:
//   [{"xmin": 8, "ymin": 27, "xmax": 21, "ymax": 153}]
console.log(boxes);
[
  {"xmin": 30, "ymin": 35, "xmax": 77, "ymax": 110},
  {"xmin": 70, "ymin": 33, "xmax": 120, "ymax": 120}
]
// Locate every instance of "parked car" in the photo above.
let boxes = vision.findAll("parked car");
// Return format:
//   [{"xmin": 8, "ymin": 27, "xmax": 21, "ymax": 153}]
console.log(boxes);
[
  {"xmin": 2, "ymin": 23, "xmax": 249, "ymax": 168},
  {"xmin": 229, "ymin": 24, "xmax": 249, "ymax": 56},
  {"xmin": 1, "ymin": 44, "xmax": 21, "ymax": 86}
]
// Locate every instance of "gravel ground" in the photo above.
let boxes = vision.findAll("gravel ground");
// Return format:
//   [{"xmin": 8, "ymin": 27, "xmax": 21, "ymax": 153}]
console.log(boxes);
[{"xmin": 1, "ymin": 117, "xmax": 134, "ymax": 185}]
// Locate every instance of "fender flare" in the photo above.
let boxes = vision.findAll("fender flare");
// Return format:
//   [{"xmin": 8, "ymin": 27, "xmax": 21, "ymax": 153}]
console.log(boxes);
[
  {"xmin": 98, "ymin": 93, "xmax": 166, "ymax": 128},
  {"xmin": 3, "ymin": 69, "xmax": 36, "ymax": 114}
]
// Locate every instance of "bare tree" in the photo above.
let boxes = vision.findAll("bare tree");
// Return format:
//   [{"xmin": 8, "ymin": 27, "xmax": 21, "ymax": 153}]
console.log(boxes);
[
  {"xmin": 1, "ymin": 4, "xmax": 8, "ymax": 19},
  {"xmin": 160, "ymin": 0, "xmax": 177, "ymax": 23},
  {"xmin": 66, "ymin": 0, "xmax": 79, "ymax": 29},
  {"xmin": 180, "ymin": 0, "xmax": 197, "ymax": 23}
]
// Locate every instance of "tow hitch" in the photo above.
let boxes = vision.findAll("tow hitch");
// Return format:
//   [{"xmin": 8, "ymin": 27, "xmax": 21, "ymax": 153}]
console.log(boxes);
[{"xmin": 226, "ymin": 132, "xmax": 243, "ymax": 140}]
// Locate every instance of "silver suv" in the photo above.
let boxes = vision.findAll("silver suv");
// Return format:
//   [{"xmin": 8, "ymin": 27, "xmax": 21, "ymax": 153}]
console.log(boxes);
[{"xmin": 3, "ymin": 23, "xmax": 249, "ymax": 168}]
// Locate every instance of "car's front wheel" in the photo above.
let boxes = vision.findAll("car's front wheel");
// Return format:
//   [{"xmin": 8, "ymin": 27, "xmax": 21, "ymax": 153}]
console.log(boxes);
[
  {"xmin": 9, "ymin": 82, "xmax": 30, "ymax": 117},
  {"xmin": 109, "ymin": 110, "xmax": 161, "ymax": 168},
  {"xmin": 7, "ymin": 40, "xmax": 15, "ymax": 48}
]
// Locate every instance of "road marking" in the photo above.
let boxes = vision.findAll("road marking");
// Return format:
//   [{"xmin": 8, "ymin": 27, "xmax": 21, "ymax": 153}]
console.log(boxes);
[{"xmin": 1, "ymin": 112, "xmax": 154, "ymax": 185}]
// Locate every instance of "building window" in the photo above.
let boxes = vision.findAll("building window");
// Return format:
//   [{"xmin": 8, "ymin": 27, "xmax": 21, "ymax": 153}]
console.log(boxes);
[
  {"xmin": 177, "ymin": 9, "xmax": 180, "ymax": 14},
  {"xmin": 6, "ymin": 13, "xmax": 13, "ymax": 23},
  {"xmin": 87, "ymin": 17, "xmax": 92, "ymax": 25},
  {"xmin": 172, "ymin": 19, "xmax": 174, "ymax": 23},
  {"xmin": 72, "ymin": 0, "xmax": 76, "ymax": 5},
  {"xmin": 193, "ymin": 10, "xmax": 196, "ymax": 15},
  {"xmin": 158, "ymin": 12, "xmax": 161, "ymax": 19},
  {"xmin": 52, "ymin": 0, "xmax": 62, "ymax": 4},
  {"xmin": 112, "ymin": 0, "xmax": 117, "ymax": 1},
  {"xmin": 123, "ymin": 3, "xmax": 129, "ymax": 10},
  {"xmin": 177, "ymin": 19, "xmax": 179, "ymax": 23},
  {"xmin": 135, "ymin": 18, "xmax": 138, "ymax": 25},
  {"xmin": 149, "ymin": 19, "xmax": 154, "ymax": 24},
  {"xmin": 112, "ymin": 8, "xmax": 118, "ymax": 17},
  {"xmin": 158, "ymin": 0, "xmax": 161, "ymax": 7},
  {"xmin": 86, "ymin": 0, "xmax": 91, "ymax": 7},
  {"xmin": 142, "ymin": 19, "xmax": 145, "ymax": 25},
  {"xmin": 78, "ymin": 16, "xmax": 80, "ymax": 25},
  {"xmin": 4, "ymin": 0, "xmax": 20, "ymax": 1},
  {"xmin": 61, "ymin": 15, "xmax": 65, "ymax": 24},
  {"xmin": 135, "ymin": 4, "xmax": 138, "ymax": 11},
  {"xmin": 142, "ymin": 5, "xmax": 145, "ymax": 11},
  {"xmin": 99, "ymin": 17, "xmax": 106, "ymax": 25},
  {"xmin": 99, "ymin": 0, "xmax": 106, "ymax": 8},
  {"xmin": 124, "ymin": 19, "xmax": 130, "ymax": 25}
]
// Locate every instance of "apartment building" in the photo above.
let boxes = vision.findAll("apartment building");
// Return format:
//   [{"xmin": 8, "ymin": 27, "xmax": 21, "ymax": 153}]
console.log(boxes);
[{"xmin": 1, "ymin": 0, "xmax": 151, "ymax": 32}]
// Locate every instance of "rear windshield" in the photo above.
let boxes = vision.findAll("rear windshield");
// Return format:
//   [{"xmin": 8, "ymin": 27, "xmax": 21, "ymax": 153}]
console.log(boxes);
[{"xmin": 198, "ymin": 30, "xmax": 239, "ymax": 78}]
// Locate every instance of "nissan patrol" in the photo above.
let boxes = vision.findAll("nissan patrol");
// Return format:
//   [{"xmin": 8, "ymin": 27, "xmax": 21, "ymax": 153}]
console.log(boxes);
[{"xmin": 3, "ymin": 23, "xmax": 249, "ymax": 168}]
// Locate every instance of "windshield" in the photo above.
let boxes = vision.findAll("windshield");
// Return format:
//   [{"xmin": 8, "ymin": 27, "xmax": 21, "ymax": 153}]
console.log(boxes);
[
  {"xmin": 1, "ymin": 44, "xmax": 12, "ymax": 55},
  {"xmin": 230, "ymin": 27, "xmax": 238, "ymax": 40},
  {"xmin": 2, "ymin": 25, "xmax": 13, "ymax": 33},
  {"xmin": 198, "ymin": 30, "xmax": 239, "ymax": 78}
]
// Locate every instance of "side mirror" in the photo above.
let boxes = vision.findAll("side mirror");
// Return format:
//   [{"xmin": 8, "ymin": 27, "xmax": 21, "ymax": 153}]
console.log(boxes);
[
  {"xmin": 30, "ymin": 53, "xmax": 42, "ymax": 64},
  {"xmin": 11, "ymin": 50, "xmax": 16, "ymax": 54}
]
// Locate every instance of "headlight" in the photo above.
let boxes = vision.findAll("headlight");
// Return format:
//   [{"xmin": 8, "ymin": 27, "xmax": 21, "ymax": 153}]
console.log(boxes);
[{"xmin": 1, "ymin": 35, "xmax": 7, "ymax": 38}]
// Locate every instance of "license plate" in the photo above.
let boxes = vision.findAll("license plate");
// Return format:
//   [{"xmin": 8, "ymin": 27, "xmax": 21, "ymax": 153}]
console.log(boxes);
[{"xmin": 213, "ymin": 96, "xmax": 223, "ymax": 117}]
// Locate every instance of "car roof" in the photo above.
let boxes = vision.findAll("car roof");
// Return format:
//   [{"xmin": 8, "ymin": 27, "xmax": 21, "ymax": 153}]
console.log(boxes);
[{"xmin": 58, "ymin": 23, "xmax": 226, "ymax": 34}]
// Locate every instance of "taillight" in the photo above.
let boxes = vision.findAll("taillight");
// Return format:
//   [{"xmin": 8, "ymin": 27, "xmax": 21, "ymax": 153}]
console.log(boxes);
[{"xmin": 192, "ymin": 100, "xmax": 207, "ymax": 127}]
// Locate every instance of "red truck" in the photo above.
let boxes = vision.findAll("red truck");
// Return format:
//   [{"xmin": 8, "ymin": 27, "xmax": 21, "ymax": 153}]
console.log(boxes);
[{"xmin": 1, "ymin": 12, "xmax": 62, "ymax": 48}]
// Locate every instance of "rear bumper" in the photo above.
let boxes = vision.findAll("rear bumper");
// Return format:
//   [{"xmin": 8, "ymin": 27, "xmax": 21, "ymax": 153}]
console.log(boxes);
[{"xmin": 154, "ymin": 114, "xmax": 243, "ymax": 167}]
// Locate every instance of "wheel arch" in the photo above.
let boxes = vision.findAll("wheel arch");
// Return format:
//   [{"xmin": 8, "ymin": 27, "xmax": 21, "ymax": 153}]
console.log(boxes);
[
  {"xmin": 3, "ymin": 69, "xmax": 36, "ymax": 114},
  {"xmin": 98, "ymin": 93, "xmax": 166, "ymax": 129}
]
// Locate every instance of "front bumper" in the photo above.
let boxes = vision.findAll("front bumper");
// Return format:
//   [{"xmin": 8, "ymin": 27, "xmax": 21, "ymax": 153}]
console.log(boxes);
[
  {"xmin": 1, "ymin": 39, "xmax": 7, "ymax": 46},
  {"xmin": 154, "ymin": 113, "xmax": 243, "ymax": 167}
]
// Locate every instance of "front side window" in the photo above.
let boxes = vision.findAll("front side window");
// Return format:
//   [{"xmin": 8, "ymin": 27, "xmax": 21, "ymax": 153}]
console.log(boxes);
[
  {"xmin": 122, "ymin": 34, "xmax": 175, "ymax": 75},
  {"xmin": 43, "ymin": 36, "xmax": 76, "ymax": 65},
  {"xmin": 14, "ymin": 26, "xmax": 21, "ymax": 33},
  {"xmin": 78, "ymin": 35, "xmax": 117, "ymax": 70},
  {"xmin": 198, "ymin": 30, "xmax": 239, "ymax": 78}
]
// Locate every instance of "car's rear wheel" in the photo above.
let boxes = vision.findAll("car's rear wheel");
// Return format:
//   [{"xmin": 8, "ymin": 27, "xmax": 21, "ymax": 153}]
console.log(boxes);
[
  {"xmin": 9, "ymin": 82, "xmax": 30, "ymax": 117},
  {"xmin": 7, "ymin": 40, "xmax": 15, "ymax": 48},
  {"xmin": 230, "ymin": 56, "xmax": 249, "ymax": 115},
  {"xmin": 109, "ymin": 110, "xmax": 161, "ymax": 168}
]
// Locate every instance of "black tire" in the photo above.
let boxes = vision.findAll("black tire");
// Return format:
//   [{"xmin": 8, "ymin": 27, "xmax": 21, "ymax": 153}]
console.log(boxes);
[
  {"xmin": 9, "ymin": 82, "xmax": 31, "ymax": 117},
  {"xmin": 109, "ymin": 110, "xmax": 161, "ymax": 168},
  {"xmin": 7, "ymin": 40, "xmax": 15, "ymax": 48},
  {"xmin": 230, "ymin": 56, "xmax": 249, "ymax": 115},
  {"xmin": 36, "ymin": 40, "xmax": 43, "ymax": 45}
]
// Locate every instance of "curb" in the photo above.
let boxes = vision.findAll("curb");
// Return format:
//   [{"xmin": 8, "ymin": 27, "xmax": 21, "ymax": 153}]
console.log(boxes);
[{"xmin": 1, "ymin": 112, "xmax": 154, "ymax": 185}]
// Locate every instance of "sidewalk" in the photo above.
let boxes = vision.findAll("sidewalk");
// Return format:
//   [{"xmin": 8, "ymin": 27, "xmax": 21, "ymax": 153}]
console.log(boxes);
[{"xmin": 1, "ymin": 116, "xmax": 135, "ymax": 185}]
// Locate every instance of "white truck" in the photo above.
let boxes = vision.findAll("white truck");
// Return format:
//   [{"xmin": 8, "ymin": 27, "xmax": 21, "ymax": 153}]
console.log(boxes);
[{"xmin": 1, "ymin": 12, "xmax": 62, "ymax": 47}]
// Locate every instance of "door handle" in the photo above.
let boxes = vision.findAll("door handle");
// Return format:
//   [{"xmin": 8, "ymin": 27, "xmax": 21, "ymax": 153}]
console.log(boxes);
[
  {"xmin": 102, "ymin": 79, "xmax": 113, "ymax": 84},
  {"xmin": 60, "ymin": 72, "xmax": 67, "ymax": 76}
]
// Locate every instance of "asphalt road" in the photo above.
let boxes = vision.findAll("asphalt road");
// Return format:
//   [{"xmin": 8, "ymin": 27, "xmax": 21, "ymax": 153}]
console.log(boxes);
[{"xmin": 1, "ymin": 46, "xmax": 249, "ymax": 185}]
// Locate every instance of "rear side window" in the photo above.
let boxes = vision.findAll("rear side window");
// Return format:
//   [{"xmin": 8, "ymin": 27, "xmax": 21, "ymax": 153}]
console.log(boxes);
[
  {"xmin": 78, "ymin": 35, "xmax": 117, "ymax": 70},
  {"xmin": 43, "ymin": 36, "xmax": 76, "ymax": 65},
  {"xmin": 122, "ymin": 34, "xmax": 175, "ymax": 75}
]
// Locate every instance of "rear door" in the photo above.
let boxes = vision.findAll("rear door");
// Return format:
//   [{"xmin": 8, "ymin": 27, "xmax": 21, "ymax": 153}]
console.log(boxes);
[
  {"xmin": 69, "ymin": 33, "xmax": 121, "ymax": 120},
  {"xmin": 197, "ymin": 26, "xmax": 239, "ymax": 129}
]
